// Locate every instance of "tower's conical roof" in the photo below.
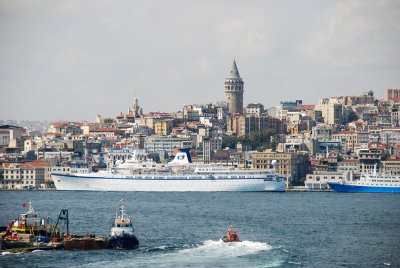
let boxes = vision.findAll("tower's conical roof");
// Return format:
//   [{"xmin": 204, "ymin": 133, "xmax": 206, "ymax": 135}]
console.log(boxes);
[{"xmin": 226, "ymin": 60, "xmax": 241, "ymax": 79}]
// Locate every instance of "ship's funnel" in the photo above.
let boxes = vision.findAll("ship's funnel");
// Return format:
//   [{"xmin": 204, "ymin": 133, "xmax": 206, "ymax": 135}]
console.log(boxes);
[{"xmin": 168, "ymin": 148, "xmax": 192, "ymax": 167}]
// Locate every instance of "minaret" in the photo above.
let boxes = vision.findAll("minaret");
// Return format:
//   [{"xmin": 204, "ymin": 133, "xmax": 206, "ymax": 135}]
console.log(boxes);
[{"xmin": 224, "ymin": 59, "xmax": 244, "ymax": 114}]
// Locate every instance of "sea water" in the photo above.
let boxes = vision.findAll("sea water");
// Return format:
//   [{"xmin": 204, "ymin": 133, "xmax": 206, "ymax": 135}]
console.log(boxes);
[{"xmin": 0, "ymin": 191, "xmax": 399, "ymax": 267}]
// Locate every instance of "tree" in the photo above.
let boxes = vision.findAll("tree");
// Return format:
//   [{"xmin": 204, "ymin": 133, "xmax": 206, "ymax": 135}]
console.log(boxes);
[{"xmin": 222, "ymin": 135, "xmax": 239, "ymax": 149}]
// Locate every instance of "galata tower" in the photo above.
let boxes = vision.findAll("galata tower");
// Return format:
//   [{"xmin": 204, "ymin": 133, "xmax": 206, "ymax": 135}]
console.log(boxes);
[{"xmin": 224, "ymin": 59, "xmax": 244, "ymax": 114}]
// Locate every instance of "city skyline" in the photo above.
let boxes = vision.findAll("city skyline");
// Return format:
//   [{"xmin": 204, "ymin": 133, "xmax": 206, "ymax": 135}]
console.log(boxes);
[{"xmin": 1, "ymin": 1, "xmax": 399, "ymax": 121}]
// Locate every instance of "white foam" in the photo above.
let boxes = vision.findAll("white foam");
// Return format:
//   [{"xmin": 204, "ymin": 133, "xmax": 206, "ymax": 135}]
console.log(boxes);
[
  {"xmin": 178, "ymin": 239, "xmax": 271, "ymax": 257},
  {"xmin": 1, "ymin": 251, "xmax": 20, "ymax": 256},
  {"xmin": 156, "ymin": 240, "xmax": 272, "ymax": 265},
  {"xmin": 79, "ymin": 240, "xmax": 273, "ymax": 267}
]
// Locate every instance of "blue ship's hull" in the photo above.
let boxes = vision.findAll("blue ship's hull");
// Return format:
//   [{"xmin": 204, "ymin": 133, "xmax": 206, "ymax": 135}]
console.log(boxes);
[{"xmin": 328, "ymin": 183, "xmax": 400, "ymax": 193}]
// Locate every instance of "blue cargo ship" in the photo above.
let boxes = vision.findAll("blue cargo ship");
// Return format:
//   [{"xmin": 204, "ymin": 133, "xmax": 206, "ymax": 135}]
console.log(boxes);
[{"xmin": 328, "ymin": 169, "xmax": 400, "ymax": 193}]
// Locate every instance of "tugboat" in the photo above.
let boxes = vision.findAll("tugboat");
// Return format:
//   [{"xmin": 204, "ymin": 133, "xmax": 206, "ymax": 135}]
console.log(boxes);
[
  {"xmin": 108, "ymin": 199, "xmax": 139, "ymax": 249},
  {"xmin": 221, "ymin": 225, "xmax": 241, "ymax": 242}
]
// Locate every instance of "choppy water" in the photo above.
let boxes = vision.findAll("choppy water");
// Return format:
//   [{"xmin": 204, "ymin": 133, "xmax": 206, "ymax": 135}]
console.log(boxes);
[{"xmin": 0, "ymin": 191, "xmax": 399, "ymax": 267}]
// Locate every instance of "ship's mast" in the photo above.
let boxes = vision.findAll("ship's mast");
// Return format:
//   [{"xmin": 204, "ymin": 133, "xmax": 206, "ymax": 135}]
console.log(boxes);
[
  {"xmin": 28, "ymin": 200, "xmax": 35, "ymax": 214},
  {"xmin": 121, "ymin": 199, "xmax": 125, "ymax": 220}
]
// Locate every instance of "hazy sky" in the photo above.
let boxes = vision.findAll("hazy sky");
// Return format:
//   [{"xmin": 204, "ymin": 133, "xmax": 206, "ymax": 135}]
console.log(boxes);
[{"xmin": 1, "ymin": 0, "xmax": 399, "ymax": 121}]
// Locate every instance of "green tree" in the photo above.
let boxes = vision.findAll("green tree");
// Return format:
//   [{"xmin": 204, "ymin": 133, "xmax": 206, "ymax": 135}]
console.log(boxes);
[{"xmin": 222, "ymin": 135, "xmax": 239, "ymax": 149}]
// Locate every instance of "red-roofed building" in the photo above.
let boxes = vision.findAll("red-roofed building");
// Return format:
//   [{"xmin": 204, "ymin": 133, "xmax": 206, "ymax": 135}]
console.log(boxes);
[
  {"xmin": 337, "ymin": 159, "xmax": 359, "ymax": 174},
  {"xmin": 382, "ymin": 155, "xmax": 400, "ymax": 175},
  {"xmin": 89, "ymin": 128, "xmax": 120, "ymax": 138},
  {"xmin": 0, "ymin": 159, "xmax": 51, "ymax": 190}
]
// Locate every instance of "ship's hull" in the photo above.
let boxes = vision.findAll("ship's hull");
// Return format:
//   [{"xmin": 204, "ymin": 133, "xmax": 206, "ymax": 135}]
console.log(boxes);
[
  {"xmin": 52, "ymin": 174, "xmax": 286, "ymax": 192},
  {"xmin": 328, "ymin": 182, "xmax": 400, "ymax": 193},
  {"xmin": 109, "ymin": 234, "xmax": 139, "ymax": 249}
]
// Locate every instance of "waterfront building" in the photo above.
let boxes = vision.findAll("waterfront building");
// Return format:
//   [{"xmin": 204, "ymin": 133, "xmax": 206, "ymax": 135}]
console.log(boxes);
[
  {"xmin": 304, "ymin": 172, "xmax": 346, "ymax": 190},
  {"xmin": 252, "ymin": 152, "xmax": 310, "ymax": 183},
  {"xmin": 381, "ymin": 155, "xmax": 400, "ymax": 175},
  {"xmin": 224, "ymin": 60, "xmax": 244, "ymax": 114},
  {"xmin": 337, "ymin": 159, "xmax": 359, "ymax": 174},
  {"xmin": 357, "ymin": 147, "xmax": 384, "ymax": 174},
  {"xmin": 0, "ymin": 160, "xmax": 49, "ymax": 190}
]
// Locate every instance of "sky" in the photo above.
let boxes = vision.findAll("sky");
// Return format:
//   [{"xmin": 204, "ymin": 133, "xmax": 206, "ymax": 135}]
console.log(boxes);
[{"xmin": 1, "ymin": 0, "xmax": 399, "ymax": 121}]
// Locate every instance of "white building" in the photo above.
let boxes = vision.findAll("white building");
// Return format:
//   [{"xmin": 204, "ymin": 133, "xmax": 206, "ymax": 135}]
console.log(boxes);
[
  {"xmin": 245, "ymin": 103, "xmax": 264, "ymax": 115},
  {"xmin": 314, "ymin": 98, "xmax": 343, "ymax": 125},
  {"xmin": 144, "ymin": 136, "xmax": 195, "ymax": 156}
]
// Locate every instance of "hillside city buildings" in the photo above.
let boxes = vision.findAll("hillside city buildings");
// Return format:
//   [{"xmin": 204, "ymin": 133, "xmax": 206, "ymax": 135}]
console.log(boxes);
[{"xmin": 1, "ymin": 60, "xmax": 400, "ymax": 191}]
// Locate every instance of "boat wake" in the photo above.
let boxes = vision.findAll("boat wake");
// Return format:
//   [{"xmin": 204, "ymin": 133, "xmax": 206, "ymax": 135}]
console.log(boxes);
[
  {"xmin": 178, "ymin": 239, "xmax": 272, "ymax": 257},
  {"xmin": 79, "ymin": 240, "xmax": 274, "ymax": 267},
  {"xmin": 1, "ymin": 251, "xmax": 20, "ymax": 256}
]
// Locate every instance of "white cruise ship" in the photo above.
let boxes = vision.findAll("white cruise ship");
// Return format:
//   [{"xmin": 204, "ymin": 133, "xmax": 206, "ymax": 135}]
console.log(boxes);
[{"xmin": 52, "ymin": 149, "xmax": 286, "ymax": 192}]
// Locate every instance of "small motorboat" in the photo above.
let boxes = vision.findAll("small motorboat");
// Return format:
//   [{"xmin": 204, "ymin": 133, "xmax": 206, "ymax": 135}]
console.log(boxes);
[{"xmin": 221, "ymin": 225, "xmax": 241, "ymax": 242}]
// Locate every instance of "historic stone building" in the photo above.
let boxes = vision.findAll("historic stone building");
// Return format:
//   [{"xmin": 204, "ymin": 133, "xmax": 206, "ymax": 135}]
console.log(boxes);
[
  {"xmin": 224, "ymin": 60, "xmax": 244, "ymax": 114},
  {"xmin": 252, "ymin": 152, "xmax": 310, "ymax": 183}
]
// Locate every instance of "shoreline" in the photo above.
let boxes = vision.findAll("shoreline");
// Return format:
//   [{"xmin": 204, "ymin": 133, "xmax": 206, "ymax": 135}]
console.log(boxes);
[{"xmin": 0, "ymin": 187, "xmax": 333, "ymax": 192}]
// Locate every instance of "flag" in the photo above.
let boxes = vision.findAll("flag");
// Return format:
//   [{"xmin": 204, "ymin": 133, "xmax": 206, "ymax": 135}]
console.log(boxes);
[{"xmin": 22, "ymin": 202, "xmax": 28, "ymax": 207}]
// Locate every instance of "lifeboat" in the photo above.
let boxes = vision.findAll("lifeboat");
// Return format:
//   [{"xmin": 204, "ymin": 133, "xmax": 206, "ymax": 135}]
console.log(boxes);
[{"xmin": 222, "ymin": 225, "xmax": 241, "ymax": 242}]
